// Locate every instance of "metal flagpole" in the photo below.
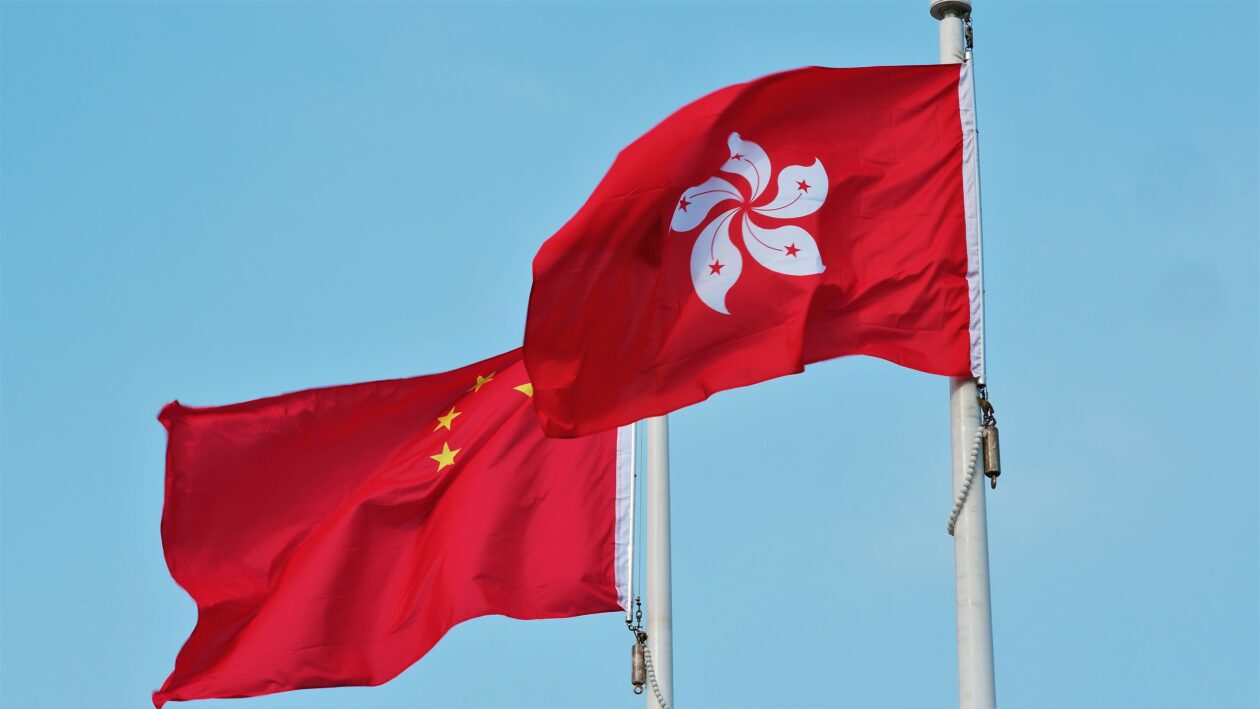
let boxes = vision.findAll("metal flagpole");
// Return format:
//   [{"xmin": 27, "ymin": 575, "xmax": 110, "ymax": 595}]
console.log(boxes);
[
  {"xmin": 643, "ymin": 414, "xmax": 674, "ymax": 709},
  {"xmin": 626, "ymin": 422, "xmax": 638, "ymax": 625},
  {"xmin": 932, "ymin": 2, "xmax": 997, "ymax": 708}
]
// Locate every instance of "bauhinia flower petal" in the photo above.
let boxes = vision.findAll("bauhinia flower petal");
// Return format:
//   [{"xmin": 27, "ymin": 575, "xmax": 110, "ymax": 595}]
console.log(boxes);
[
  {"xmin": 720, "ymin": 132, "xmax": 772, "ymax": 202},
  {"xmin": 741, "ymin": 214, "xmax": 825, "ymax": 277},
  {"xmin": 753, "ymin": 159, "xmax": 828, "ymax": 220},
  {"xmin": 671, "ymin": 177, "xmax": 742, "ymax": 233},
  {"xmin": 690, "ymin": 208, "xmax": 743, "ymax": 315}
]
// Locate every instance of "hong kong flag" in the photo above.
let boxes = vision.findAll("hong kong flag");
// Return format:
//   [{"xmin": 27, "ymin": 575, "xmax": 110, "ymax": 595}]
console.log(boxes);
[
  {"xmin": 153, "ymin": 349, "xmax": 632, "ymax": 706},
  {"xmin": 525, "ymin": 63, "xmax": 984, "ymax": 437}
]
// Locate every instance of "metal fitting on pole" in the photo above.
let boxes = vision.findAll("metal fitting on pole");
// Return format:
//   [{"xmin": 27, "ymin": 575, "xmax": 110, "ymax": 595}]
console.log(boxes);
[
  {"xmin": 631, "ymin": 639, "xmax": 647, "ymax": 694},
  {"xmin": 978, "ymin": 396, "xmax": 1000, "ymax": 489},
  {"xmin": 934, "ymin": 2, "xmax": 969, "ymax": 64},
  {"xmin": 929, "ymin": 0, "xmax": 972, "ymax": 20},
  {"xmin": 982, "ymin": 423, "xmax": 1000, "ymax": 488}
]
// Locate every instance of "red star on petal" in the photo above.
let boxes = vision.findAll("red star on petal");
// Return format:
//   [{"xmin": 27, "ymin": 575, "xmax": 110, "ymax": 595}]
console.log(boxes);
[
  {"xmin": 796, "ymin": 180, "xmax": 810, "ymax": 192},
  {"xmin": 678, "ymin": 196, "xmax": 692, "ymax": 212},
  {"xmin": 709, "ymin": 261, "xmax": 724, "ymax": 275},
  {"xmin": 785, "ymin": 243, "xmax": 801, "ymax": 257},
  {"xmin": 730, "ymin": 153, "xmax": 744, "ymax": 161}
]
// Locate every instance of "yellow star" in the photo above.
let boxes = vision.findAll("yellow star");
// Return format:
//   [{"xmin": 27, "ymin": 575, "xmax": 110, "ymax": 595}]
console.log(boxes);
[
  {"xmin": 430, "ymin": 441, "xmax": 460, "ymax": 471},
  {"xmin": 470, "ymin": 372, "xmax": 495, "ymax": 393},
  {"xmin": 434, "ymin": 406, "xmax": 462, "ymax": 431},
  {"xmin": 513, "ymin": 382, "xmax": 534, "ymax": 397}
]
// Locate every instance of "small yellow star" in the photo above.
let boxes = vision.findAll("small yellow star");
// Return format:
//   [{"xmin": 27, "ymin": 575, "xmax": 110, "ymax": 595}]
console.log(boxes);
[
  {"xmin": 470, "ymin": 372, "xmax": 495, "ymax": 392},
  {"xmin": 513, "ymin": 382, "xmax": 534, "ymax": 397},
  {"xmin": 434, "ymin": 406, "xmax": 462, "ymax": 431},
  {"xmin": 430, "ymin": 441, "xmax": 460, "ymax": 471}
]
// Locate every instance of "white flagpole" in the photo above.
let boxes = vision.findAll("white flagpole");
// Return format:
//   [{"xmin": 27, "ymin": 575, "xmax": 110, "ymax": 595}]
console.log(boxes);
[
  {"xmin": 625, "ymin": 422, "xmax": 638, "ymax": 624},
  {"xmin": 932, "ymin": 2, "xmax": 997, "ymax": 708},
  {"xmin": 644, "ymin": 414, "xmax": 674, "ymax": 709}
]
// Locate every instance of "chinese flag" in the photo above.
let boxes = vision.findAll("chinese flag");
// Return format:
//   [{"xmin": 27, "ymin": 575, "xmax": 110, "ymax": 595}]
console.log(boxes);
[
  {"xmin": 525, "ymin": 64, "xmax": 983, "ymax": 437},
  {"xmin": 153, "ymin": 349, "xmax": 632, "ymax": 707}
]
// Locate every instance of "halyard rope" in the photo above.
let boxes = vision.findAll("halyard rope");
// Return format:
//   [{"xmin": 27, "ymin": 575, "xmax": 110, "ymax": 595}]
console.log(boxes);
[
  {"xmin": 642, "ymin": 645, "xmax": 670, "ymax": 709},
  {"xmin": 946, "ymin": 426, "xmax": 985, "ymax": 536}
]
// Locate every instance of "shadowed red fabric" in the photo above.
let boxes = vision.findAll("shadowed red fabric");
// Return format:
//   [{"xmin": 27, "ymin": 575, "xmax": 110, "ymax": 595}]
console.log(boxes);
[{"xmin": 154, "ymin": 349, "xmax": 622, "ymax": 707}]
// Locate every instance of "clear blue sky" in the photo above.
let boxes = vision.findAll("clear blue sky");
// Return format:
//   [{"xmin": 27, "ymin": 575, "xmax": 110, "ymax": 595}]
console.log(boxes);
[{"xmin": 2, "ymin": 2, "xmax": 1256, "ymax": 708}]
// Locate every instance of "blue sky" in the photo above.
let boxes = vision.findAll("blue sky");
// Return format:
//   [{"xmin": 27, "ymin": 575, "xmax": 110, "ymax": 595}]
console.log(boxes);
[{"xmin": 1, "ymin": 2, "xmax": 1256, "ymax": 708}]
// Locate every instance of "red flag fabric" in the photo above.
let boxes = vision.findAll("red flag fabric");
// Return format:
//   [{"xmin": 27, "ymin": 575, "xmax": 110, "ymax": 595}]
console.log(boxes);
[
  {"xmin": 153, "ymin": 349, "xmax": 632, "ymax": 707},
  {"xmin": 525, "ymin": 63, "xmax": 983, "ymax": 437}
]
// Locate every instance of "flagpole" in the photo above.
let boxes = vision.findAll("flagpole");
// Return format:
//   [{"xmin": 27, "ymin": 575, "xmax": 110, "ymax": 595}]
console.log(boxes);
[
  {"xmin": 644, "ymin": 414, "xmax": 674, "ymax": 709},
  {"xmin": 932, "ymin": 2, "xmax": 997, "ymax": 708},
  {"xmin": 626, "ymin": 422, "xmax": 638, "ymax": 624}
]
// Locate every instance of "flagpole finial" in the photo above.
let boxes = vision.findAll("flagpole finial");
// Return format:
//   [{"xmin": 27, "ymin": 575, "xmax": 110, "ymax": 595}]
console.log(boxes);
[{"xmin": 930, "ymin": 0, "xmax": 971, "ymax": 20}]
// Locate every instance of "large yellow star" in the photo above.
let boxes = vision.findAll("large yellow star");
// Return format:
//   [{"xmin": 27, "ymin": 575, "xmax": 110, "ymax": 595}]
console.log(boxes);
[
  {"xmin": 513, "ymin": 382, "xmax": 534, "ymax": 397},
  {"xmin": 430, "ymin": 442, "xmax": 460, "ymax": 471},
  {"xmin": 470, "ymin": 372, "xmax": 495, "ymax": 393},
  {"xmin": 434, "ymin": 406, "xmax": 462, "ymax": 431}
]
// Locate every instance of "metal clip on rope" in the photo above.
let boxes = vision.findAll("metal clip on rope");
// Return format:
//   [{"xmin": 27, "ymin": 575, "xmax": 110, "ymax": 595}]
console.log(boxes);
[
  {"xmin": 978, "ymin": 396, "xmax": 1000, "ymax": 489},
  {"xmin": 947, "ymin": 387, "xmax": 1001, "ymax": 536},
  {"xmin": 631, "ymin": 631, "xmax": 647, "ymax": 694},
  {"xmin": 626, "ymin": 595, "xmax": 670, "ymax": 708},
  {"xmin": 627, "ymin": 597, "xmax": 646, "ymax": 695}
]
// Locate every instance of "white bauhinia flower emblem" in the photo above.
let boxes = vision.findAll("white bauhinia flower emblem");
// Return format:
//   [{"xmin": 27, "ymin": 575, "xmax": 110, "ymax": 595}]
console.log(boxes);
[{"xmin": 670, "ymin": 132, "xmax": 828, "ymax": 314}]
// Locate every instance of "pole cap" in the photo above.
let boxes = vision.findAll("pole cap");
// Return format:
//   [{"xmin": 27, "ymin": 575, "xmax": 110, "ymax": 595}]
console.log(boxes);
[{"xmin": 930, "ymin": 0, "xmax": 972, "ymax": 19}]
